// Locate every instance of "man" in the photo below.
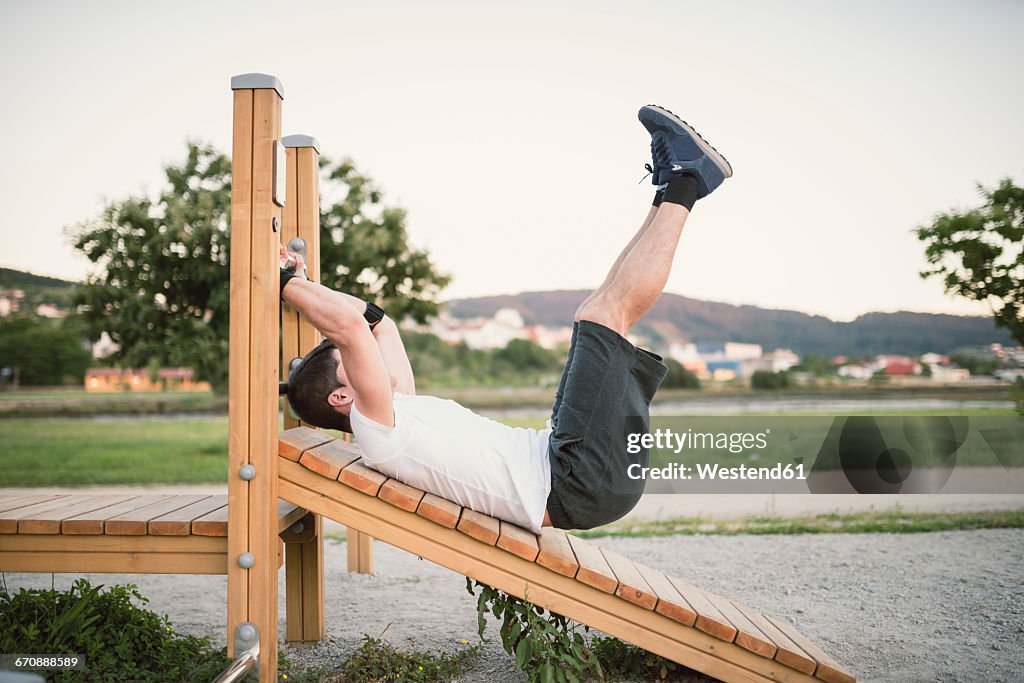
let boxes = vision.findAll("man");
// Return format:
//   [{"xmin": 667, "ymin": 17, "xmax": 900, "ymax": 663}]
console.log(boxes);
[{"xmin": 282, "ymin": 105, "xmax": 732, "ymax": 534}]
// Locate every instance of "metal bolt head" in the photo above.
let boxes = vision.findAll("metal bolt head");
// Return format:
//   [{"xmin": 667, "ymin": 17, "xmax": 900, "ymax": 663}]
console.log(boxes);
[
  {"xmin": 289, "ymin": 521, "xmax": 305, "ymax": 534},
  {"xmin": 272, "ymin": 216, "xmax": 279, "ymax": 232},
  {"xmin": 239, "ymin": 464, "xmax": 256, "ymax": 481},
  {"xmin": 238, "ymin": 552, "xmax": 255, "ymax": 569},
  {"xmin": 238, "ymin": 623, "xmax": 257, "ymax": 642}
]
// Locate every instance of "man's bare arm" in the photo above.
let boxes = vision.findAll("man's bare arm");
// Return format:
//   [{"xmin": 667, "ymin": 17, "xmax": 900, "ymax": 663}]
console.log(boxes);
[{"xmin": 282, "ymin": 277, "xmax": 394, "ymax": 426}]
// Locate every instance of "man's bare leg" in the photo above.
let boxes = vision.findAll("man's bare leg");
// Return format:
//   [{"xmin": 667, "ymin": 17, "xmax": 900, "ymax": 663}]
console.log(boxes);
[
  {"xmin": 575, "ymin": 203, "xmax": 660, "ymax": 320},
  {"xmin": 577, "ymin": 191, "xmax": 692, "ymax": 337}
]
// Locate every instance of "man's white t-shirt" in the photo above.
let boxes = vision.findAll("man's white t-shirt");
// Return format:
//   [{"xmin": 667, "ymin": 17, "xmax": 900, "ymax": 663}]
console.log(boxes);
[{"xmin": 349, "ymin": 393, "xmax": 553, "ymax": 533}]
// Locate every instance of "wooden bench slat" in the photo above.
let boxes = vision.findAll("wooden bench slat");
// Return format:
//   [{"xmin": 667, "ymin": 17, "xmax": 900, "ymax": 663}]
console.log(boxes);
[
  {"xmin": 63, "ymin": 496, "xmax": 167, "ymax": 534},
  {"xmin": 0, "ymin": 495, "xmax": 67, "ymax": 515},
  {"xmin": 279, "ymin": 426, "xmax": 334, "ymax": 462},
  {"xmin": 299, "ymin": 440, "xmax": 361, "ymax": 480},
  {"xmin": 278, "ymin": 501, "xmax": 308, "ymax": 533},
  {"xmin": 702, "ymin": 591, "xmax": 777, "ymax": 659},
  {"xmin": 378, "ymin": 479, "xmax": 425, "ymax": 512},
  {"xmin": 635, "ymin": 562, "xmax": 698, "ymax": 626},
  {"xmin": 18, "ymin": 495, "xmax": 137, "ymax": 535},
  {"xmin": 457, "ymin": 509, "xmax": 500, "ymax": 545},
  {"xmin": 600, "ymin": 547, "xmax": 658, "ymax": 610},
  {"xmin": 149, "ymin": 496, "xmax": 229, "ymax": 536},
  {"xmin": 191, "ymin": 504, "xmax": 229, "ymax": 536},
  {"xmin": 339, "ymin": 460, "xmax": 387, "ymax": 496},
  {"xmin": 496, "ymin": 521, "xmax": 539, "ymax": 562},
  {"xmin": 734, "ymin": 602, "xmax": 817, "ymax": 675},
  {"xmin": 416, "ymin": 493, "xmax": 461, "ymax": 528},
  {"xmin": 766, "ymin": 615, "xmax": 857, "ymax": 683},
  {"xmin": 105, "ymin": 495, "xmax": 210, "ymax": 535},
  {"xmin": 666, "ymin": 575, "xmax": 738, "ymax": 642},
  {"xmin": 1, "ymin": 496, "xmax": 80, "ymax": 533},
  {"xmin": 536, "ymin": 528, "xmax": 579, "ymax": 578},
  {"xmin": 565, "ymin": 534, "xmax": 617, "ymax": 594}
]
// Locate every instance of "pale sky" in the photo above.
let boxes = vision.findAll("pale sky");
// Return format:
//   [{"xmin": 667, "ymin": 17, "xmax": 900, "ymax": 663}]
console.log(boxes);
[{"xmin": 1, "ymin": 0, "xmax": 1021, "ymax": 321}]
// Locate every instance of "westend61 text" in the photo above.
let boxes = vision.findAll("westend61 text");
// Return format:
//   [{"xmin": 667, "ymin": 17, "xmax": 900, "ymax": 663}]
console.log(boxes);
[{"xmin": 626, "ymin": 462, "xmax": 807, "ymax": 481}]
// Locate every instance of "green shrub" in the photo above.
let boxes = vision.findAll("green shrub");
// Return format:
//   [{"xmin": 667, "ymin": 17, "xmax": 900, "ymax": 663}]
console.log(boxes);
[
  {"xmin": 340, "ymin": 635, "xmax": 479, "ymax": 682},
  {"xmin": 468, "ymin": 579, "xmax": 695, "ymax": 682},
  {"xmin": 662, "ymin": 359, "xmax": 700, "ymax": 389},
  {"xmin": 750, "ymin": 370, "xmax": 789, "ymax": 390},
  {"xmin": 0, "ymin": 578, "xmax": 230, "ymax": 682}
]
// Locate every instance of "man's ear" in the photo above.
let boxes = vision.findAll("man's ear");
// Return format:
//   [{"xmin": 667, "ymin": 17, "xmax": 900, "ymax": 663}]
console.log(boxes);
[{"xmin": 327, "ymin": 386, "xmax": 353, "ymax": 410}]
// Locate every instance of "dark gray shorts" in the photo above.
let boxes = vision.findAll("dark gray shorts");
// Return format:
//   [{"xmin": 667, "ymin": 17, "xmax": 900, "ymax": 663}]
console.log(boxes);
[{"xmin": 545, "ymin": 320, "xmax": 668, "ymax": 530}]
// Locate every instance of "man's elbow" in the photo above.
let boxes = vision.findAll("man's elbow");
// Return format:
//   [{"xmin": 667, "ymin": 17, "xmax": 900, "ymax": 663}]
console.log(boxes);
[{"xmin": 324, "ymin": 304, "xmax": 366, "ymax": 341}]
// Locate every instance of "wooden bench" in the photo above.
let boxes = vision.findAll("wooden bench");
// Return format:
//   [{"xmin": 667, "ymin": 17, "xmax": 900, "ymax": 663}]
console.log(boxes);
[
  {"xmin": 0, "ymin": 494, "xmax": 307, "ymax": 575},
  {"xmin": 278, "ymin": 427, "xmax": 856, "ymax": 683}
]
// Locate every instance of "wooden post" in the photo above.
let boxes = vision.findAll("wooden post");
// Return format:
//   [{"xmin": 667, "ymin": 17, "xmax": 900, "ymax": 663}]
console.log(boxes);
[
  {"xmin": 281, "ymin": 134, "xmax": 326, "ymax": 642},
  {"xmin": 228, "ymin": 72, "xmax": 284, "ymax": 681}
]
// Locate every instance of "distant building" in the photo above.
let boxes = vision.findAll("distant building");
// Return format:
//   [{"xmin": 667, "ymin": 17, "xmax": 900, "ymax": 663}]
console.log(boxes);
[
  {"xmin": 882, "ymin": 356, "xmax": 921, "ymax": 376},
  {"xmin": 34, "ymin": 303, "xmax": 66, "ymax": 319},
  {"xmin": 85, "ymin": 367, "xmax": 211, "ymax": 393},
  {"xmin": 743, "ymin": 348, "xmax": 800, "ymax": 375}
]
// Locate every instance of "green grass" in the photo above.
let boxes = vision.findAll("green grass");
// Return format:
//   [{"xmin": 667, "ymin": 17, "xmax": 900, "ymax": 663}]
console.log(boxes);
[
  {"xmin": 0, "ymin": 417, "xmax": 229, "ymax": 485},
  {"xmin": 575, "ymin": 509, "xmax": 1024, "ymax": 538},
  {"xmin": 0, "ymin": 390, "xmax": 223, "ymax": 418},
  {"xmin": 0, "ymin": 406, "xmax": 1016, "ymax": 487}
]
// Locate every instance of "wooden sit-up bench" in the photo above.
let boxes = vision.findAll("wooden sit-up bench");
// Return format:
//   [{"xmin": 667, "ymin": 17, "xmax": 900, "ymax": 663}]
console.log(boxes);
[{"xmin": 279, "ymin": 427, "xmax": 856, "ymax": 683}]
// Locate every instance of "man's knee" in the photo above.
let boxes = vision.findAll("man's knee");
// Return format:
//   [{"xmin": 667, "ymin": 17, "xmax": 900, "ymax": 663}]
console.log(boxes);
[{"xmin": 576, "ymin": 295, "xmax": 628, "ymax": 336}]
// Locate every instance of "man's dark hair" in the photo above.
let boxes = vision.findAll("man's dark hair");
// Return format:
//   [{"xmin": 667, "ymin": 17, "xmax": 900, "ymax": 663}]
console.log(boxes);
[{"xmin": 286, "ymin": 341, "xmax": 353, "ymax": 433}]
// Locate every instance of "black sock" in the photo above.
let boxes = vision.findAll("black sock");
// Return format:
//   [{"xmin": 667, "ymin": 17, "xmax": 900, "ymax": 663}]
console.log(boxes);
[
  {"xmin": 652, "ymin": 189, "xmax": 665, "ymax": 207},
  {"xmin": 662, "ymin": 174, "xmax": 699, "ymax": 211}
]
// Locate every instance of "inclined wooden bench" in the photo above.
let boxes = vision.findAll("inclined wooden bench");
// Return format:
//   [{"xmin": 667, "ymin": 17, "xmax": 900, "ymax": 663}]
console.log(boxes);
[{"xmin": 278, "ymin": 427, "xmax": 856, "ymax": 683}]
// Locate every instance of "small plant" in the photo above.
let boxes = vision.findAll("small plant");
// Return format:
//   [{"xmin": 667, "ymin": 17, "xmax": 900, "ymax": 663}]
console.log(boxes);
[
  {"xmin": 340, "ymin": 633, "xmax": 480, "ymax": 682},
  {"xmin": 0, "ymin": 577, "xmax": 230, "ymax": 682},
  {"xmin": 468, "ymin": 579, "xmax": 693, "ymax": 682}
]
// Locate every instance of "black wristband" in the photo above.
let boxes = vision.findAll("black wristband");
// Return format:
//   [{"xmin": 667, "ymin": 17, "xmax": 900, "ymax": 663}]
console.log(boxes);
[
  {"xmin": 364, "ymin": 302, "xmax": 386, "ymax": 329},
  {"xmin": 280, "ymin": 268, "xmax": 298, "ymax": 296}
]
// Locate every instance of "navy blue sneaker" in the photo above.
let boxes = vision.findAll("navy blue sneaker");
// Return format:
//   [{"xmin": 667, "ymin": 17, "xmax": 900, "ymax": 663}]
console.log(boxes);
[{"xmin": 639, "ymin": 104, "xmax": 732, "ymax": 197}]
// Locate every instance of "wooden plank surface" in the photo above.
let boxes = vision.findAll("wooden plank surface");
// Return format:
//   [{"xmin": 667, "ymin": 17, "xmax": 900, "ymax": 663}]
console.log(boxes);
[
  {"xmin": 635, "ymin": 562, "xmax": 698, "ymax": 626},
  {"xmin": 105, "ymin": 495, "xmax": 209, "ymax": 535},
  {"xmin": 192, "ymin": 504, "xmax": 229, "ymax": 536},
  {"xmin": 0, "ymin": 495, "xmax": 66, "ymax": 515},
  {"xmin": 765, "ymin": 616, "xmax": 856, "ymax": 683},
  {"xmin": 279, "ymin": 427, "xmax": 334, "ymax": 462},
  {"xmin": 339, "ymin": 460, "xmax": 387, "ymax": 496},
  {"xmin": 457, "ymin": 509, "xmax": 500, "ymax": 545},
  {"xmin": 299, "ymin": 440, "xmax": 360, "ymax": 480},
  {"xmin": 536, "ymin": 528, "xmax": 579, "ymax": 578},
  {"xmin": 0, "ymin": 496, "xmax": 82, "ymax": 533},
  {"xmin": 601, "ymin": 547, "xmax": 658, "ymax": 610},
  {"xmin": 378, "ymin": 479, "xmax": 425, "ymax": 512},
  {"xmin": 62, "ymin": 496, "xmax": 164, "ymax": 534},
  {"xmin": 1, "ymin": 533, "xmax": 225, "ymax": 554},
  {"xmin": 703, "ymin": 592, "xmax": 778, "ymax": 659},
  {"xmin": 17, "ymin": 495, "xmax": 136, "ymax": 535},
  {"xmin": 734, "ymin": 603, "xmax": 816, "ymax": 675},
  {"xmin": 496, "ymin": 522, "xmax": 540, "ymax": 562},
  {"xmin": 278, "ymin": 501, "xmax": 307, "ymax": 532},
  {"xmin": 417, "ymin": 493, "xmax": 461, "ymax": 528},
  {"xmin": 149, "ymin": 496, "xmax": 229, "ymax": 536},
  {"xmin": 667, "ymin": 575, "xmax": 739, "ymax": 642},
  {"xmin": 566, "ymin": 533, "xmax": 617, "ymax": 594}
]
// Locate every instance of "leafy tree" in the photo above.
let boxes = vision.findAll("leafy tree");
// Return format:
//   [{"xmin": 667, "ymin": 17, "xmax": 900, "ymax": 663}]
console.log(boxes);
[
  {"xmin": 69, "ymin": 143, "xmax": 450, "ymax": 390},
  {"xmin": 493, "ymin": 338, "xmax": 559, "ymax": 373},
  {"xmin": 791, "ymin": 353, "xmax": 836, "ymax": 377},
  {"xmin": 0, "ymin": 317, "xmax": 92, "ymax": 386},
  {"xmin": 915, "ymin": 178, "xmax": 1024, "ymax": 345}
]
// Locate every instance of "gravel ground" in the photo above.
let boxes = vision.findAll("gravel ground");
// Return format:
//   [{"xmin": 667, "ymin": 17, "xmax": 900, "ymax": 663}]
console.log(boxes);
[{"xmin": 4, "ymin": 529, "xmax": 1022, "ymax": 682}]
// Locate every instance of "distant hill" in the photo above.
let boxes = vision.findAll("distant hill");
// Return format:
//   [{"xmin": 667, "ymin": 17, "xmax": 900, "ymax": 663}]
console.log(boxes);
[
  {"xmin": 0, "ymin": 267, "xmax": 76, "ymax": 310},
  {"xmin": 446, "ymin": 290, "xmax": 1012, "ymax": 357}
]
